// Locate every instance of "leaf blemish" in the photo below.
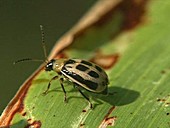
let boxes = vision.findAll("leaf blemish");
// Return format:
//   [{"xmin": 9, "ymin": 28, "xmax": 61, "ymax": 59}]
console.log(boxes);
[
  {"xmin": 27, "ymin": 118, "xmax": 31, "ymax": 122},
  {"xmin": 99, "ymin": 106, "xmax": 116, "ymax": 128},
  {"xmin": 90, "ymin": 52, "xmax": 119, "ymax": 69},
  {"xmin": 117, "ymin": 0, "xmax": 149, "ymax": 30},
  {"xmin": 22, "ymin": 112, "xmax": 27, "ymax": 116},
  {"xmin": 157, "ymin": 94, "xmax": 170, "ymax": 107},
  {"xmin": 82, "ymin": 109, "xmax": 87, "ymax": 113},
  {"xmin": 26, "ymin": 120, "xmax": 42, "ymax": 128},
  {"xmin": 80, "ymin": 123, "xmax": 85, "ymax": 127},
  {"xmin": 157, "ymin": 98, "xmax": 166, "ymax": 102},
  {"xmin": 56, "ymin": 52, "xmax": 68, "ymax": 59}
]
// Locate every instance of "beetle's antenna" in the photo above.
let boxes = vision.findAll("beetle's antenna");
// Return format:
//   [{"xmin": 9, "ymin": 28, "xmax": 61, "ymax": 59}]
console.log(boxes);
[
  {"xmin": 13, "ymin": 58, "xmax": 44, "ymax": 65},
  {"xmin": 40, "ymin": 25, "xmax": 48, "ymax": 63},
  {"xmin": 14, "ymin": 25, "xmax": 49, "ymax": 65}
]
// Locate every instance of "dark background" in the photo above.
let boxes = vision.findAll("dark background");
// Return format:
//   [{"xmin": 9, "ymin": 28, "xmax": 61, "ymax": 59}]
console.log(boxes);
[{"xmin": 0, "ymin": 0, "xmax": 96, "ymax": 114}]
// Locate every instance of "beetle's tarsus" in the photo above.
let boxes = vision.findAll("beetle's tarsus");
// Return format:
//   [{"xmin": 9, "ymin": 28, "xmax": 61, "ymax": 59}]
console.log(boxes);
[
  {"xmin": 42, "ymin": 90, "xmax": 48, "ymax": 95},
  {"xmin": 89, "ymin": 102, "xmax": 93, "ymax": 109},
  {"xmin": 64, "ymin": 94, "xmax": 67, "ymax": 103},
  {"xmin": 42, "ymin": 83, "xmax": 50, "ymax": 95}
]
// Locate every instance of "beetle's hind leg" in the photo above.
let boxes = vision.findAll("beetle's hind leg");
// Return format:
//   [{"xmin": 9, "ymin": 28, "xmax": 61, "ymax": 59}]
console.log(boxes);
[
  {"xmin": 43, "ymin": 75, "xmax": 59, "ymax": 95},
  {"xmin": 75, "ymin": 86, "xmax": 93, "ymax": 109}
]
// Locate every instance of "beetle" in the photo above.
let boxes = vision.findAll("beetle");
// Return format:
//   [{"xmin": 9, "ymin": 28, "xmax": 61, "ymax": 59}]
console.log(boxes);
[{"xmin": 14, "ymin": 25, "xmax": 109, "ymax": 109}]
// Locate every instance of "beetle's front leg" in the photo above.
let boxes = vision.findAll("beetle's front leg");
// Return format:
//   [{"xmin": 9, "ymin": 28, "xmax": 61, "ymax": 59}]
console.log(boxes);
[{"xmin": 42, "ymin": 75, "xmax": 59, "ymax": 95}]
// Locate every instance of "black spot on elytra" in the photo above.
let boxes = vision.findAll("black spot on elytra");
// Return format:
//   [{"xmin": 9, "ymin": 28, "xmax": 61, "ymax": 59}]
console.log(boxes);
[
  {"xmin": 84, "ymin": 80, "xmax": 98, "ymax": 90},
  {"xmin": 95, "ymin": 65, "xmax": 103, "ymax": 72},
  {"xmin": 62, "ymin": 67, "xmax": 98, "ymax": 91},
  {"xmin": 81, "ymin": 60, "xmax": 93, "ymax": 66},
  {"xmin": 65, "ymin": 65, "xmax": 72, "ymax": 68},
  {"xmin": 76, "ymin": 64, "xmax": 89, "ymax": 71},
  {"xmin": 88, "ymin": 70, "xmax": 99, "ymax": 78},
  {"xmin": 62, "ymin": 67, "xmax": 84, "ymax": 82},
  {"xmin": 65, "ymin": 59, "xmax": 76, "ymax": 65}
]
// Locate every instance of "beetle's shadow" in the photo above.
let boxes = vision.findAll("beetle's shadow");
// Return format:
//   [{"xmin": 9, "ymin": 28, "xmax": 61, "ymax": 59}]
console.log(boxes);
[
  {"xmin": 64, "ymin": 86, "xmax": 140, "ymax": 108},
  {"xmin": 91, "ymin": 86, "xmax": 140, "ymax": 107}
]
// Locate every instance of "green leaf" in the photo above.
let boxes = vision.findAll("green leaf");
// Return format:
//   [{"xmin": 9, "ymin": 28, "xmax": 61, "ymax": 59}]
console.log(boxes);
[{"xmin": 1, "ymin": 0, "xmax": 170, "ymax": 128}]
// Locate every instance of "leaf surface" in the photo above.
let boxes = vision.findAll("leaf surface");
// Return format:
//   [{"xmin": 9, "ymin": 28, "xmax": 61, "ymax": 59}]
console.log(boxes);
[{"xmin": 1, "ymin": 0, "xmax": 170, "ymax": 128}]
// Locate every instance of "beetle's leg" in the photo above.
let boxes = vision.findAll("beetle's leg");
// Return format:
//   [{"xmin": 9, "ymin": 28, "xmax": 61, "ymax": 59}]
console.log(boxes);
[
  {"xmin": 43, "ymin": 75, "xmax": 58, "ymax": 94},
  {"xmin": 59, "ymin": 78, "xmax": 67, "ymax": 103},
  {"xmin": 76, "ymin": 86, "xmax": 93, "ymax": 109}
]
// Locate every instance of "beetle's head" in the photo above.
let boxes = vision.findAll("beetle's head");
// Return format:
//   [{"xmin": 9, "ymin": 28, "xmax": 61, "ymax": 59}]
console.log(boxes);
[{"xmin": 45, "ymin": 59, "xmax": 55, "ymax": 71}]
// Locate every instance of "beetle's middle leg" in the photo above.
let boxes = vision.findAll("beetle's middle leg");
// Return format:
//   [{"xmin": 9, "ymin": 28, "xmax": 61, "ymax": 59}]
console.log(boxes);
[{"xmin": 59, "ymin": 78, "xmax": 67, "ymax": 102}]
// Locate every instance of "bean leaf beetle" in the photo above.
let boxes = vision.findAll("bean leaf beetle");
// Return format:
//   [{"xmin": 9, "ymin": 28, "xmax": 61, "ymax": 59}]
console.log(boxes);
[{"xmin": 14, "ymin": 25, "xmax": 109, "ymax": 109}]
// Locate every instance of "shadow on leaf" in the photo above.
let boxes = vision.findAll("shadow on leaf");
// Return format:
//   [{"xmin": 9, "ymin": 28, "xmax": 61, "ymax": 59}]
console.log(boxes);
[{"xmin": 91, "ymin": 86, "xmax": 140, "ymax": 106}]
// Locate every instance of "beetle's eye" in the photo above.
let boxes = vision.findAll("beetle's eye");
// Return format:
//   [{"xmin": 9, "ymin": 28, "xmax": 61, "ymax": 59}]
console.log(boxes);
[{"xmin": 45, "ymin": 62, "xmax": 53, "ymax": 71}]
